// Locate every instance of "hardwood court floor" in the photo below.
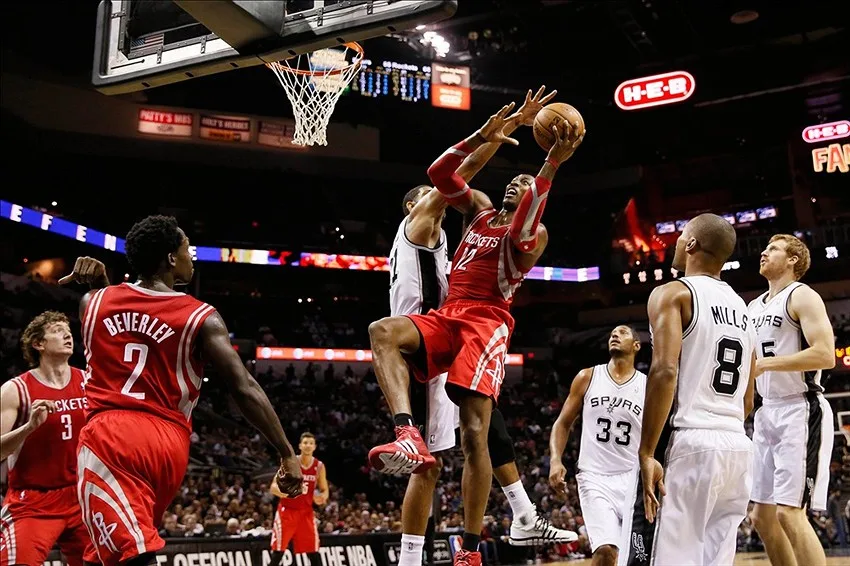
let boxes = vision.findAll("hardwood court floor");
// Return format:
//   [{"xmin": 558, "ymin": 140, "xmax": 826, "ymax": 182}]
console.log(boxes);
[{"xmin": 549, "ymin": 552, "xmax": 849, "ymax": 565}]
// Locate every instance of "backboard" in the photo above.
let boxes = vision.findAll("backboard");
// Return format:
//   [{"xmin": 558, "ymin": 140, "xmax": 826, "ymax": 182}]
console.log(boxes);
[{"xmin": 93, "ymin": 0, "xmax": 457, "ymax": 95}]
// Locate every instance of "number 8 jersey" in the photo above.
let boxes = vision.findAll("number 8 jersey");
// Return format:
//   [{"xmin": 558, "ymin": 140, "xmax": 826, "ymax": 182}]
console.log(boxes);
[
  {"xmin": 669, "ymin": 275, "xmax": 755, "ymax": 433},
  {"xmin": 82, "ymin": 283, "xmax": 216, "ymax": 433},
  {"xmin": 578, "ymin": 365, "xmax": 646, "ymax": 474}
]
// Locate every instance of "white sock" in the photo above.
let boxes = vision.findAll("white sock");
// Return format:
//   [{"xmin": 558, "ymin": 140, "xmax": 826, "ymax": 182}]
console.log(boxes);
[
  {"xmin": 502, "ymin": 479, "xmax": 535, "ymax": 519},
  {"xmin": 399, "ymin": 533, "xmax": 426, "ymax": 566}
]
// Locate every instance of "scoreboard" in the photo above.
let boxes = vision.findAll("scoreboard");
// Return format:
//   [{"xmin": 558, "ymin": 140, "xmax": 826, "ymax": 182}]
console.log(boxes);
[{"xmin": 348, "ymin": 59, "xmax": 431, "ymax": 103}]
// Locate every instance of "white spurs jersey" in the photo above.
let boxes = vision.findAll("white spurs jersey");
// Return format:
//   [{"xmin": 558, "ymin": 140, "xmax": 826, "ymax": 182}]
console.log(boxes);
[
  {"xmin": 389, "ymin": 217, "xmax": 449, "ymax": 316},
  {"xmin": 748, "ymin": 282, "xmax": 823, "ymax": 399},
  {"xmin": 665, "ymin": 276, "xmax": 755, "ymax": 433},
  {"xmin": 578, "ymin": 364, "xmax": 646, "ymax": 475}
]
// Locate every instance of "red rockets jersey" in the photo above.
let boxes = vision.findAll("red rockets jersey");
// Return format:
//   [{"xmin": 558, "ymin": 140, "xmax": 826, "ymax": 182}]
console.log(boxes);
[
  {"xmin": 82, "ymin": 283, "xmax": 216, "ymax": 434},
  {"xmin": 445, "ymin": 208, "xmax": 529, "ymax": 310},
  {"xmin": 5, "ymin": 367, "xmax": 87, "ymax": 490},
  {"xmin": 278, "ymin": 457, "xmax": 323, "ymax": 513}
]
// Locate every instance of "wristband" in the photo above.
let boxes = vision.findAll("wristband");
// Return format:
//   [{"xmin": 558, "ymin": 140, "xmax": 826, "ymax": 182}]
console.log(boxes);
[
  {"xmin": 546, "ymin": 156, "xmax": 560, "ymax": 169},
  {"xmin": 473, "ymin": 131, "xmax": 488, "ymax": 144}
]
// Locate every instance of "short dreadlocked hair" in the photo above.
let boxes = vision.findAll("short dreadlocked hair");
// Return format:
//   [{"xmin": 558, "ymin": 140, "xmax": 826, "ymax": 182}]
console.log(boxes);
[
  {"xmin": 21, "ymin": 311, "xmax": 70, "ymax": 367},
  {"xmin": 125, "ymin": 215, "xmax": 183, "ymax": 278}
]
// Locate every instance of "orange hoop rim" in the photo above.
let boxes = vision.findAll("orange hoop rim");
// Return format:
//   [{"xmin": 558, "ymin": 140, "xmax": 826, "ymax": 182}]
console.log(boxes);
[{"xmin": 267, "ymin": 42, "xmax": 364, "ymax": 77}]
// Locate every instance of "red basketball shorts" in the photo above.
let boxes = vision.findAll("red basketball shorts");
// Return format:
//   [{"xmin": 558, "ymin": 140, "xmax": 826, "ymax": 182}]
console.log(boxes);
[
  {"xmin": 76, "ymin": 410, "xmax": 189, "ymax": 566},
  {"xmin": 271, "ymin": 507, "xmax": 320, "ymax": 553},
  {"xmin": 1, "ymin": 485, "xmax": 88, "ymax": 566},
  {"xmin": 405, "ymin": 301, "xmax": 514, "ymax": 401}
]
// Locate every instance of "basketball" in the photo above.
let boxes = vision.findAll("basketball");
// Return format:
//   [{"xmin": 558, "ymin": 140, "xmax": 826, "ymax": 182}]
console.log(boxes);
[{"xmin": 533, "ymin": 103, "xmax": 586, "ymax": 151}]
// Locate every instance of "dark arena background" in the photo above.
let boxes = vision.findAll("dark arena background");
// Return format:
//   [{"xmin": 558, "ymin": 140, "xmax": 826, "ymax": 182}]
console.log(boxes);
[{"xmin": 1, "ymin": 1, "xmax": 849, "ymax": 565}]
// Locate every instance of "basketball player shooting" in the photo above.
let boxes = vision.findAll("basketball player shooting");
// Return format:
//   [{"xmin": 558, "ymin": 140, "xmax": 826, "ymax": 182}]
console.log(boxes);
[
  {"xmin": 625, "ymin": 214, "xmax": 757, "ymax": 565},
  {"xmin": 388, "ymin": 89, "xmax": 577, "ymax": 566},
  {"xmin": 0, "ymin": 310, "xmax": 93, "ymax": 566},
  {"xmin": 59, "ymin": 217, "xmax": 303, "ymax": 566},
  {"xmin": 748, "ymin": 234, "xmax": 835, "ymax": 566},
  {"xmin": 269, "ymin": 432, "xmax": 329, "ymax": 566},
  {"xmin": 368, "ymin": 102, "xmax": 583, "ymax": 565},
  {"xmin": 549, "ymin": 325, "xmax": 646, "ymax": 566}
]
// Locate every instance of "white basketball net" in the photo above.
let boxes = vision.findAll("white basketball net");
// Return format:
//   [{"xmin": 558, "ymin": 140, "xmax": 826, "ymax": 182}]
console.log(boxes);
[{"xmin": 267, "ymin": 44, "xmax": 363, "ymax": 146}]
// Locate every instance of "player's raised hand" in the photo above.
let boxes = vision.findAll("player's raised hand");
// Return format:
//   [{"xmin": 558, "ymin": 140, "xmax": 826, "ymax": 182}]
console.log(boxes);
[
  {"xmin": 275, "ymin": 455, "xmax": 304, "ymax": 498},
  {"xmin": 58, "ymin": 256, "xmax": 109, "ymax": 287},
  {"xmin": 27, "ymin": 399, "xmax": 57, "ymax": 431},
  {"xmin": 512, "ymin": 85, "xmax": 558, "ymax": 127},
  {"xmin": 640, "ymin": 455, "xmax": 666, "ymax": 523},
  {"xmin": 476, "ymin": 102, "xmax": 521, "ymax": 146},
  {"xmin": 546, "ymin": 123, "xmax": 584, "ymax": 165},
  {"xmin": 548, "ymin": 461, "xmax": 568, "ymax": 498}
]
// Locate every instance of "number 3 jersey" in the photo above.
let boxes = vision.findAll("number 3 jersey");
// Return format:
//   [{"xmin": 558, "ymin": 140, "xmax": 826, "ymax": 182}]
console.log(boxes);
[
  {"xmin": 5, "ymin": 368, "xmax": 87, "ymax": 490},
  {"xmin": 578, "ymin": 365, "xmax": 646, "ymax": 474},
  {"xmin": 82, "ymin": 283, "xmax": 216, "ymax": 434},
  {"xmin": 668, "ymin": 275, "xmax": 755, "ymax": 433}
]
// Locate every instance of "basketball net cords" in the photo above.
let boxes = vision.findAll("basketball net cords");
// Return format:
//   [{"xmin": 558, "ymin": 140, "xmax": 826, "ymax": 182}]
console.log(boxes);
[{"xmin": 268, "ymin": 46, "xmax": 361, "ymax": 146}]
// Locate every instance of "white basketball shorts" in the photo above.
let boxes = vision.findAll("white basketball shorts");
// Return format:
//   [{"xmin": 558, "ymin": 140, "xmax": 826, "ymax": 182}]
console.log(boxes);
[
  {"xmin": 577, "ymin": 469, "xmax": 637, "ymax": 553},
  {"xmin": 425, "ymin": 373, "xmax": 459, "ymax": 453},
  {"xmin": 751, "ymin": 393, "xmax": 834, "ymax": 511},
  {"xmin": 620, "ymin": 428, "xmax": 752, "ymax": 566}
]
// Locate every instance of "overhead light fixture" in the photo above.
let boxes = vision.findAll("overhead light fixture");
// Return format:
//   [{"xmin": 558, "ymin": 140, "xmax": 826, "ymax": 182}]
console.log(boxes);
[
  {"xmin": 421, "ymin": 30, "xmax": 451, "ymax": 57},
  {"xmin": 730, "ymin": 10, "xmax": 759, "ymax": 24}
]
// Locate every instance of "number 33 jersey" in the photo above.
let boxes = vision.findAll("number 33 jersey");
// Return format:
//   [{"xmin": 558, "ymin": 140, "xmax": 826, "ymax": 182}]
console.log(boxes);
[
  {"xmin": 667, "ymin": 275, "xmax": 756, "ymax": 433},
  {"xmin": 82, "ymin": 283, "xmax": 216, "ymax": 433},
  {"xmin": 578, "ymin": 365, "xmax": 646, "ymax": 475}
]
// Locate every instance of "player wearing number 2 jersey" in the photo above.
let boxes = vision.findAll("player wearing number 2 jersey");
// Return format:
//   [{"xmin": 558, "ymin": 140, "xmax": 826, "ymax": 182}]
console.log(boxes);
[
  {"xmin": 64, "ymin": 216, "xmax": 304, "ymax": 566},
  {"xmin": 368, "ymin": 101, "xmax": 583, "ymax": 566},
  {"xmin": 0, "ymin": 312, "xmax": 89, "ymax": 566},
  {"xmin": 624, "ymin": 214, "xmax": 756, "ymax": 566}
]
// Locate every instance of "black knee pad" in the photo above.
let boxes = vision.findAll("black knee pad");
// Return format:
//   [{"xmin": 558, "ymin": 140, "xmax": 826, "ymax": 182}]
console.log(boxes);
[{"xmin": 487, "ymin": 407, "xmax": 516, "ymax": 468}]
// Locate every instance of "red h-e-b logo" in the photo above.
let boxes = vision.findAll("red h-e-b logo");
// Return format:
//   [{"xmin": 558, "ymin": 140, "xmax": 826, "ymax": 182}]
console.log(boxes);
[
  {"xmin": 615, "ymin": 71, "xmax": 696, "ymax": 111},
  {"xmin": 801, "ymin": 120, "xmax": 850, "ymax": 144}
]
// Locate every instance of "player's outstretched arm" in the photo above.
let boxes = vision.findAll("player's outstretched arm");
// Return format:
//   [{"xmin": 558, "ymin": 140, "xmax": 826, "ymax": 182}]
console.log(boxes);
[
  {"xmin": 548, "ymin": 368, "xmax": 592, "ymax": 497},
  {"xmin": 198, "ymin": 312, "xmax": 302, "ymax": 496},
  {"xmin": 59, "ymin": 256, "xmax": 111, "ymax": 323},
  {"xmin": 640, "ymin": 282, "xmax": 689, "ymax": 522},
  {"xmin": 456, "ymin": 86, "xmax": 557, "ymax": 184},
  {"xmin": 0, "ymin": 384, "xmax": 56, "ymax": 461},
  {"xmin": 426, "ymin": 102, "xmax": 520, "ymax": 217},
  {"xmin": 411, "ymin": 87, "xmax": 558, "ymax": 232},
  {"xmin": 509, "ymin": 124, "xmax": 583, "ymax": 271},
  {"xmin": 757, "ymin": 286, "xmax": 836, "ymax": 374}
]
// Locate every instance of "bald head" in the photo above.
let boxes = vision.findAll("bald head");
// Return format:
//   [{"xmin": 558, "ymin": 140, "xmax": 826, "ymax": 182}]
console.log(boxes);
[
  {"xmin": 688, "ymin": 213, "xmax": 737, "ymax": 262},
  {"xmin": 672, "ymin": 213, "xmax": 737, "ymax": 272}
]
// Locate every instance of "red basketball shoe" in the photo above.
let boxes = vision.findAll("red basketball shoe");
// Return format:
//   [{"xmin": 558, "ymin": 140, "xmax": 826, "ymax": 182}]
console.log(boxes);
[
  {"xmin": 368, "ymin": 425, "xmax": 436, "ymax": 475},
  {"xmin": 453, "ymin": 550, "xmax": 481, "ymax": 566}
]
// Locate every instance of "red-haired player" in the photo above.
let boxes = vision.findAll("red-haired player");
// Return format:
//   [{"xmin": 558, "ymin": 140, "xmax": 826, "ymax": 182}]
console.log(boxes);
[
  {"xmin": 367, "ymin": 104, "xmax": 583, "ymax": 566},
  {"xmin": 1, "ymin": 311, "xmax": 93, "ymax": 566}
]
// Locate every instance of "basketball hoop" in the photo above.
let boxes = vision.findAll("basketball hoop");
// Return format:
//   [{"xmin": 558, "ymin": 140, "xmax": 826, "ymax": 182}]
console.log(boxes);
[{"xmin": 266, "ymin": 42, "xmax": 364, "ymax": 147}]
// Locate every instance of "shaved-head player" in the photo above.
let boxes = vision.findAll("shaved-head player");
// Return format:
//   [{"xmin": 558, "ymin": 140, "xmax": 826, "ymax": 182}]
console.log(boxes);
[{"xmin": 623, "ymin": 214, "xmax": 757, "ymax": 565}]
